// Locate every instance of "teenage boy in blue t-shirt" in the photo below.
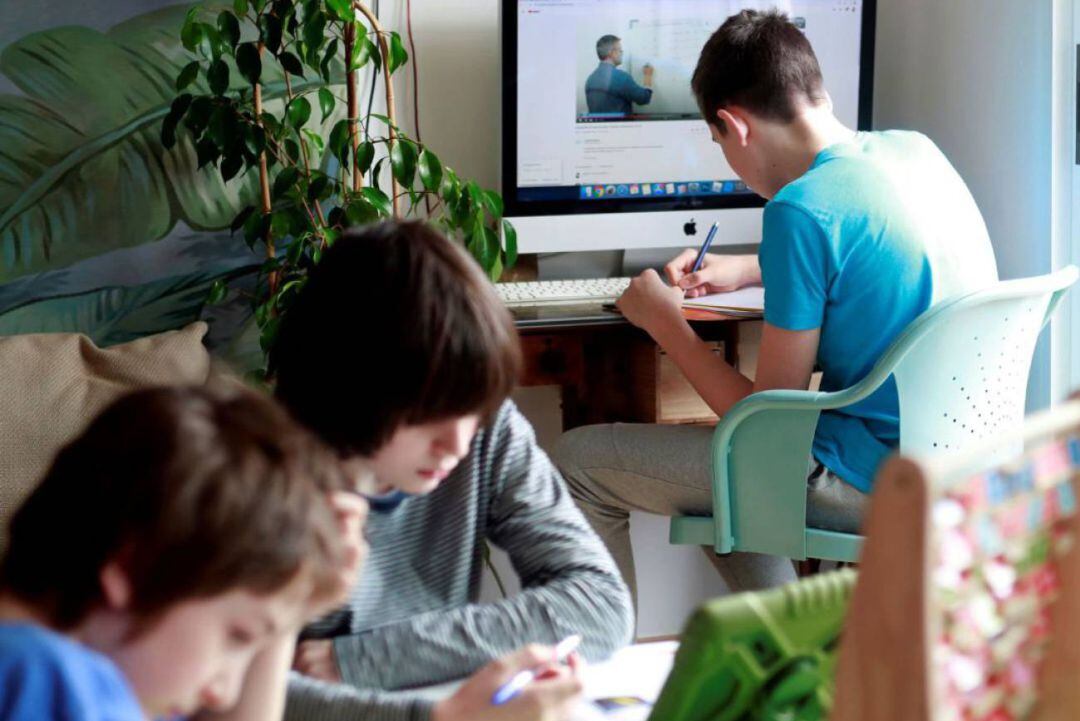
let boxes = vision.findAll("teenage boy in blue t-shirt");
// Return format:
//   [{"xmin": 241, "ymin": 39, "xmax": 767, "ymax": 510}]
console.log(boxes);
[{"xmin": 553, "ymin": 9, "xmax": 998, "ymax": 601}]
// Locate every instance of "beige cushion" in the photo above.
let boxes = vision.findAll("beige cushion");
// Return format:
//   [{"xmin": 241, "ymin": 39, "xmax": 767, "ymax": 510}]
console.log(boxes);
[{"xmin": 0, "ymin": 323, "xmax": 211, "ymax": 542}]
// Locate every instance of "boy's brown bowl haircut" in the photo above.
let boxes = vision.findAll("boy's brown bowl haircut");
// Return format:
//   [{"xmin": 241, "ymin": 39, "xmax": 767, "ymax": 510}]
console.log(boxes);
[
  {"xmin": 272, "ymin": 220, "xmax": 522, "ymax": 457},
  {"xmin": 0, "ymin": 384, "xmax": 349, "ymax": 633}
]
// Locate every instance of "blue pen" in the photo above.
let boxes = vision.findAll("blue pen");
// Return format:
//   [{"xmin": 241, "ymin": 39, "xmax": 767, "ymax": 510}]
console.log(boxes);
[
  {"xmin": 491, "ymin": 635, "xmax": 582, "ymax": 706},
  {"xmin": 689, "ymin": 221, "xmax": 720, "ymax": 274}
]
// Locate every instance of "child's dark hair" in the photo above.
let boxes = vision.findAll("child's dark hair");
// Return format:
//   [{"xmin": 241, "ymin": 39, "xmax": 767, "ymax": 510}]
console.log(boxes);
[
  {"xmin": 271, "ymin": 221, "xmax": 522, "ymax": 456},
  {"xmin": 0, "ymin": 384, "xmax": 347, "ymax": 630},
  {"xmin": 692, "ymin": 9, "xmax": 826, "ymax": 132}
]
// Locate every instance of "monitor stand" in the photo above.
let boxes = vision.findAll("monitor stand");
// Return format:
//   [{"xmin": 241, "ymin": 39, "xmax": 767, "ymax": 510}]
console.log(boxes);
[
  {"xmin": 622, "ymin": 247, "xmax": 684, "ymax": 276},
  {"xmin": 536, "ymin": 249, "xmax": 624, "ymax": 280},
  {"xmin": 535, "ymin": 246, "xmax": 760, "ymax": 281},
  {"xmin": 535, "ymin": 247, "xmax": 686, "ymax": 280}
]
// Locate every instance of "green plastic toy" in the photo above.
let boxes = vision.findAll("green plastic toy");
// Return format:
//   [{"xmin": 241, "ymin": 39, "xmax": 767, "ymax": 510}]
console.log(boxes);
[{"xmin": 648, "ymin": 569, "xmax": 857, "ymax": 721}]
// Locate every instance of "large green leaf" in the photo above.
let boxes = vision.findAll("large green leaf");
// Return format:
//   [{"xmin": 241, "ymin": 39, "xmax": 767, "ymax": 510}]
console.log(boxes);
[
  {"xmin": 0, "ymin": 266, "xmax": 256, "ymax": 348},
  {"xmin": 0, "ymin": 5, "xmax": 347, "ymax": 283}
]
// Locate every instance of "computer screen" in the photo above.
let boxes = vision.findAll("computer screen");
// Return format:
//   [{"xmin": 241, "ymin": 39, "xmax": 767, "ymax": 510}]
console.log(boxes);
[{"xmin": 501, "ymin": 0, "xmax": 875, "ymax": 253}]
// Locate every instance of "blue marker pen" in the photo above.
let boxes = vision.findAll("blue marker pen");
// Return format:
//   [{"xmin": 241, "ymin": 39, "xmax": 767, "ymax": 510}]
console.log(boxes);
[
  {"xmin": 689, "ymin": 221, "xmax": 721, "ymax": 274},
  {"xmin": 491, "ymin": 635, "xmax": 582, "ymax": 706}
]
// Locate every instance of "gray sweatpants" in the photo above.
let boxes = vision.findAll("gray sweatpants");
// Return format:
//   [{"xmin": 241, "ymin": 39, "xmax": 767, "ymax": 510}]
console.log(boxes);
[{"xmin": 552, "ymin": 422, "xmax": 868, "ymax": 607}]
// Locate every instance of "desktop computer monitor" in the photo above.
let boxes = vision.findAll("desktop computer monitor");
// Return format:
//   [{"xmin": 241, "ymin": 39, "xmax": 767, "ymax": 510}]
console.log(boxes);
[{"xmin": 501, "ymin": 0, "xmax": 876, "ymax": 254}]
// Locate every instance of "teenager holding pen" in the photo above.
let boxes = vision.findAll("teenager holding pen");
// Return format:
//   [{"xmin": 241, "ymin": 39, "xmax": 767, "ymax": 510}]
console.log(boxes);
[
  {"xmin": 553, "ymin": 9, "xmax": 998, "ymax": 604},
  {"xmin": 272, "ymin": 221, "xmax": 632, "ymax": 721}
]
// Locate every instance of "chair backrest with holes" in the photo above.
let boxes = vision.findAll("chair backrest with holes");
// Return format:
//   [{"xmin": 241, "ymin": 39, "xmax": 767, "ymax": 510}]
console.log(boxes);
[
  {"xmin": 889, "ymin": 268, "xmax": 1077, "ymax": 460},
  {"xmin": 833, "ymin": 400, "xmax": 1080, "ymax": 721}
]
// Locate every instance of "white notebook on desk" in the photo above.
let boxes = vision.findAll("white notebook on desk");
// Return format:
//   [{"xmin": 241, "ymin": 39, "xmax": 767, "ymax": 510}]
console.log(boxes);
[{"xmin": 681, "ymin": 285, "xmax": 764, "ymax": 315}]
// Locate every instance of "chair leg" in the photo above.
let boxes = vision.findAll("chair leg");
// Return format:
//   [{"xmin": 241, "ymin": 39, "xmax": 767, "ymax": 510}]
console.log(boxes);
[{"xmin": 796, "ymin": 558, "xmax": 823, "ymax": 576}]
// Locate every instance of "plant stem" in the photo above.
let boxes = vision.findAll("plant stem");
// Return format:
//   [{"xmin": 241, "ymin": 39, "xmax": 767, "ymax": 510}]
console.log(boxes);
[
  {"xmin": 354, "ymin": 1, "xmax": 401, "ymax": 217},
  {"xmin": 252, "ymin": 41, "xmax": 278, "ymax": 296},
  {"xmin": 298, "ymin": 198, "xmax": 321, "ymax": 233},
  {"xmin": 283, "ymin": 72, "xmax": 327, "ymax": 229},
  {"xmin": 260, "ymin": 136, "xmax": 327, "ymax": 249},
  {"xmin": 342, "ymin": 21, "xmax": 362, "ymax": 193}
]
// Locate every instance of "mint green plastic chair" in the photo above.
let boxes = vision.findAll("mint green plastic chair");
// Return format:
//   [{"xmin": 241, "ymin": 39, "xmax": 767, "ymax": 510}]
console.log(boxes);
[{"xmin": 669, "ymin": 267, "xmax": 1079, "ymax": 563}]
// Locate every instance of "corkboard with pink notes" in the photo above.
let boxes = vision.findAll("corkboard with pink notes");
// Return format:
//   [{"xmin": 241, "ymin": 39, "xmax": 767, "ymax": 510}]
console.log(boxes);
[{"xmin": 833, "ymin": 400, "xmax": 1080, "ymax": 721}]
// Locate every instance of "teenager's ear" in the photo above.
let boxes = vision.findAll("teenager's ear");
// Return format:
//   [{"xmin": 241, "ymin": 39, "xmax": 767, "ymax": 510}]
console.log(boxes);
[
  {"xmin": 100, "ymin": 561, "xmax": 133, "ymax": 611},
  {"xmin": 715, "ymin": 108, "xmax": 750, "ymax": 146}
]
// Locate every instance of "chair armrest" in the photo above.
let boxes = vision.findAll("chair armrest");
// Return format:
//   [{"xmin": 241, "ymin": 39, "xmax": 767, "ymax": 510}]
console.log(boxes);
[
  {"xmin": 710, "ymin": 399, "xmax": 821, "ymax": 557},
  {"xmin": 709, "ymin": 384, "xmax": 890, "ymax": 557}
]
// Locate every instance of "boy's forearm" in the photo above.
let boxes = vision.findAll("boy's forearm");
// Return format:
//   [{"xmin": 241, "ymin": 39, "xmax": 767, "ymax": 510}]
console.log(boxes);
[
  {"xmin": 331, "ymin": 405, "xmax": 633, "ymax": 691},
  {"xmin": 652, "ymin": 319, "xmax": 753, "ymax": 417},
  {"xmin": 332, "ymin": 569, "xmax": 630, "ymax": 691},
  {"xmin": 737, "ymin": 254, "xmax": 763, "ymax": 287}
]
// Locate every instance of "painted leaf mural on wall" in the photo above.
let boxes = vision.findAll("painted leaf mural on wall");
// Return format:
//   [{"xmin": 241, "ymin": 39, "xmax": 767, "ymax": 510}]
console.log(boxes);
[
  {"xmin": 0, "ymin": 267, "xmax": 253, "ymax": 346},
  {"xmin": 0, "ymin": 4, "xmax": 345, "ymax": 283}
]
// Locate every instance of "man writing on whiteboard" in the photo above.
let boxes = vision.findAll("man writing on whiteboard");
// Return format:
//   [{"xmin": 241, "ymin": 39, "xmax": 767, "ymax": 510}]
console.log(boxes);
[{"xmin": 585, "ymin": 34, "xmax": 653, "ymax": 115}]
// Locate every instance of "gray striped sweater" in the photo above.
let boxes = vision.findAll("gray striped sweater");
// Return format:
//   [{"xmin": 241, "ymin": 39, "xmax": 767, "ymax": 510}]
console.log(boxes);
[{"xmin": 285, "ymin": 400, "xmax": 634, "ymax": 721}]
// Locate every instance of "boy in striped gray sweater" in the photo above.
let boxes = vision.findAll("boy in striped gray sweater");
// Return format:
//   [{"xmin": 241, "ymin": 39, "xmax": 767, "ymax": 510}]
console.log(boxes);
[{"xmin": 271, "ymin": 221, "xmax": 635, "ymax": 721}]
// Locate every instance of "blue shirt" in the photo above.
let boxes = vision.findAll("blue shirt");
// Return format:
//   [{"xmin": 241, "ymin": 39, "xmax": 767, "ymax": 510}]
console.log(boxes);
[
  {"xmin": 759, "ymin": 130, "xmax": 997, "ymax": 491},
  {"xmin": 0, "ymin": 622, "xmax": 144, "ymax": 721},
  {"xmin": 584, "ymin": 63, "xmax": 652, "ymax": 115}
]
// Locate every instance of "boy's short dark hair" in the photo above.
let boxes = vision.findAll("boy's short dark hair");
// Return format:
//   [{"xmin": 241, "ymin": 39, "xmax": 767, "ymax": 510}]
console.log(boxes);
[
  {"xmin": 0, "ymin": 385, "xmax": 347, "ymax": 630},
  {"xmin": 691, "ymin": 9, "xmax": 826, "ymax": 132},
  {"xmin": 272, "ymin": 221, "xmax": 522, "ymax": 456},
  {"xmin": 596, "ymin": 34, "xmax": 620, "ymax": 61}
]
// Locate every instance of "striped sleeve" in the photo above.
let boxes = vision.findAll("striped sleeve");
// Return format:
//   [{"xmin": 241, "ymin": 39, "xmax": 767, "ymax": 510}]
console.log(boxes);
[
  {"xmin": 284, "ymin": 672, "xmax": 433, "ymax": 721},
  {"xmin": 485, "ymin": 405, "xmax": 635, "ymax": 658},
  {"xmin": 330, "ymin": 402, "xmax": 634, "ymax": 691}
]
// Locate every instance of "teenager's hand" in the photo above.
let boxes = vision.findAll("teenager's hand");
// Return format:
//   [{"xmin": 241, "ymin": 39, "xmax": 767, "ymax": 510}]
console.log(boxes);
[
  {"xmin": 432, "ymin": 646, "xmax": 583, "ymax": 721},
  {"xmin": 292, "ymin": 640, "xmax": 343, "ymax": 683},
  {"xmin": 642, "ymin": 64, "xmax": 654, "ymax": 86},
  {"xmin": 305, "ymin": 491, "xmax": 368, "ymax": 620},
  {"xmin": 664, "ymin": 251, "xmax": 760, "ymax": 298},
  {"xmin": 331, "ymin": 490, "xmax": 368, "ymax": 587},
  {"xmin": 616, "ymin": 269, "xmax": 685, "ymax": 335}
]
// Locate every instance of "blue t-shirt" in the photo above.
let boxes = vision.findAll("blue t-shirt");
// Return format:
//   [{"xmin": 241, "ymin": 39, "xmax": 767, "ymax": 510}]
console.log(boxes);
[
  {"xmin": 584, "ymin": 63, "xmax": 652, "ymax": 115},
  {"xmin": 759, "ymin": 130, "xmax": 998, "ymax": 491},
  {"xmin": 0, "ymin": 622, "xmax": 144, "ymax": 721}
]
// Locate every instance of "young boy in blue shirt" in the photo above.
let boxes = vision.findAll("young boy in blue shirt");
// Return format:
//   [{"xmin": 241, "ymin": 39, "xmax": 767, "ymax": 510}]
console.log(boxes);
[
  {"xmin": 0, "ymin": 385, "xmax": 357, "ymax": 721},
  {"xmin": 553, "ymin": 9, "xmax": 999, "ymax": 600}
]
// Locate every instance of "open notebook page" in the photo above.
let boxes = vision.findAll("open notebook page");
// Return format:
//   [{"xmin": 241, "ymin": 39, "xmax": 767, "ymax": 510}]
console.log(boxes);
[{"xmin": 682, "ymin": 286, "xmax": 764, "ymax": 313}]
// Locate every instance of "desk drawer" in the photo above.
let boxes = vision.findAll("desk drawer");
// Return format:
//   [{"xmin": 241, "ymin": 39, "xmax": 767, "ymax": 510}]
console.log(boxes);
[{"xmin": 657, "ymin": 344, "xmax": 723, "ymax": 425}]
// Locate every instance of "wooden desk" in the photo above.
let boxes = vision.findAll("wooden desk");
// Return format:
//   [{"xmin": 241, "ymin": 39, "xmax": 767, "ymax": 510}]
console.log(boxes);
[{"xmin": 512, "ymin": 303, "xmax": 758, "ymax": 430}]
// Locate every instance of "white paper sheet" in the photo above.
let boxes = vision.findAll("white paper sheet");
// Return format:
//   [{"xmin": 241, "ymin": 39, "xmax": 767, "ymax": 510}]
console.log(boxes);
[
  {"xmin": 406, "ymin": 641, "xmax": 679, "ymax": 721},
  {"xmin": 574, "ymin": 641, "xmax": 679, "ymax": 721},
  {"xmin": 682, "ymin": 285, "xmax": 764, "ymax": 313}
]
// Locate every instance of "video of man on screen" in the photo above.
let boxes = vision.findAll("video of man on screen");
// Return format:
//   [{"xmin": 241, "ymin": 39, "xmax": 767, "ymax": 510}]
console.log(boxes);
[{"xmin": 576, "ymin": 19, "xmax": 703, "ymax": 122}]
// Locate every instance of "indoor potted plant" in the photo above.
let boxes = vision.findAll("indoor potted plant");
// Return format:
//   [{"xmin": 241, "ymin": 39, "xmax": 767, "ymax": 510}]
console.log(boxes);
[{"xmin": 162, "ymin": 0, "xmax": 516, "ymax": 359}]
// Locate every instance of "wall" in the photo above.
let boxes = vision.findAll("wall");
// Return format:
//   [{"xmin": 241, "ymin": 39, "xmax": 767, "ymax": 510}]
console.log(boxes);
[
  {"xmin": 0, "ymin": 1, "xmax": 270, "ymax": 354},
  {"xmin": 873, "ymin": 0, "xmax": 1057, "ymax": 409},
  {"xmin": 1053, "ymin": 0, "xmax": 1076, "ymax": 399},
  {"xmin": 383, "ymin": 0, "xmax": 502, "ymax": 188}
]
